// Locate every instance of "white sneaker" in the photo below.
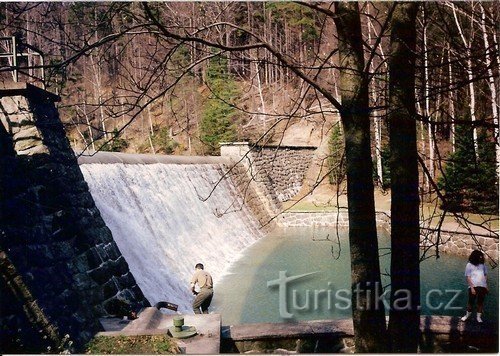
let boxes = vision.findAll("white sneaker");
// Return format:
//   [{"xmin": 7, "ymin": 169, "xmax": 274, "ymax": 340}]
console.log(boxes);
[
  {"xmin": 461, "ymin": 312, "xmax": 471, "ymax": 321},
  {"xmin": 477, "ymin": 313, "xmax": 483, "ymax": 323}
]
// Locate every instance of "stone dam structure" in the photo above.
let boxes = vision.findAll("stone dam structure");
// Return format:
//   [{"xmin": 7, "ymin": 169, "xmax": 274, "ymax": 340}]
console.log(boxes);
[
  {"xmin": 0, "ymin": 83, "xmax": 498, "ymax": 353},
  {"xmin": 0, "ymin": 84, "xmax": 149, "ymax": 352}
]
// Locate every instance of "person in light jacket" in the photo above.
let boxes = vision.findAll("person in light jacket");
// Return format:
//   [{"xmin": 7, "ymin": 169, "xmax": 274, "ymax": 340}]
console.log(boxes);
[{"xmin": 461, "ymin": 250, "xmax": 488, "ymax": 323}]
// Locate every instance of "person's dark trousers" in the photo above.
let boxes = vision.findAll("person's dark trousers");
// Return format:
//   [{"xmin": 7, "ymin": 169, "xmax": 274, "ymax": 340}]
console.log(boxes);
[{"xmin": 193, "ymin": 288, "xmax": 214, "ymax": 314}]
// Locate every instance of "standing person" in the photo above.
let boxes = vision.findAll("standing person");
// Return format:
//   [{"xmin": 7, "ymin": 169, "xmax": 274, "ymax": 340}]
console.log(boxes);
[
  {"xmin": 190, "ymin": 263, "xmax": 213, "ymax": 314},
  {"xmin": 461, "ymin": 250, "xmax": 488, "ymax": 323}
]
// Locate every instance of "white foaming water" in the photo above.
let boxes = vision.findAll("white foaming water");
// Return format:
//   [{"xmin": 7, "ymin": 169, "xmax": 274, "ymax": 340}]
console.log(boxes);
[{"xmin": 80, "ymin": 163, "xmax": 262, "ymax": 312}]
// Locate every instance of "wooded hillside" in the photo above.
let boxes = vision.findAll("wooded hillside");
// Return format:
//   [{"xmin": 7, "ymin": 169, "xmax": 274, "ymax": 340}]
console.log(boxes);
[{"xmin": 0, "ymin": 1, "xmax": 497, "ymax": 209}]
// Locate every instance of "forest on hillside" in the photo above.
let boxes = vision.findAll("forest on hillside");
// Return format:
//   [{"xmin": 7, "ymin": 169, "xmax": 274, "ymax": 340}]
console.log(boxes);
[
  {"xmin": 1, "ymin": 1, "xmax": 496, "ymax": 214},
  {"xmin": 0, "ymin": 2, "xmax": 498, "ymax": 352}
]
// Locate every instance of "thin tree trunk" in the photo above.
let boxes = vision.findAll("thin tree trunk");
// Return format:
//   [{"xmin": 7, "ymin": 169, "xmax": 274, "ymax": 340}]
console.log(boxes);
[
  {"xmin": 147, "ymin": 103, "xmax": 155, "ymax": 154},
  {"xmin": 333, "ymin": 3, "xmax": 388, "ymax": 352},
  {"xmin": 480, "ymin": 4, "xmax": 499, "ymax": 177},
  {"xmin": 254, "ymin": 61, "xmax": 267, "ymax": 129},
  {"xmin": 90, "ymin": 9, "xmax": 108, "ymax": 141},
  {"xmin": 387, "ymin": 3, "xmax": 420, "ymax": 352},
  {"xmin": 492, "ymin": 23, "xmax": 500, "ymax": 78},
  {"xmin": 416, "ymin": 89, "xmax": 428, "ymax": 194},
  {"xmin": 447, "ymin": 46, "xmax": 456, "ymax": 153},
  {"xmin": 452, "ymin": 3, "xmax": 478, "ymax": 159},
  {"xmin": 423, "ymin": 8, "xmax": 435, "ymax": 183},
  {"xmin": 83, "ymin": 100, "xmax": 96, "ymax": 152},
  {"xmin": 367, "ymin": 7, "xmax": 384, "ymax": 187}
]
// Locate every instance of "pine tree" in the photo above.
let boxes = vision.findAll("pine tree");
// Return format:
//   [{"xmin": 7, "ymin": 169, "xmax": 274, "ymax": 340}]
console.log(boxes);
[
  {"xmin": 438, "ymin": 124, "xmax": 498, "ymax": 214},
  {"xmin": 199, "ymin": 54, "xmax": 238, "ymax": 155}
]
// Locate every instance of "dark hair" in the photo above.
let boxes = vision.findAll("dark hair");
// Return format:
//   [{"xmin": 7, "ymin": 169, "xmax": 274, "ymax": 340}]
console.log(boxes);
[
  {"xmin": 468, "ymin": 250, "xmax": 485, "ymax": 266},
  {"xmin": 195, "ymin": 263, "xmax": 204, "ymax": 270}
]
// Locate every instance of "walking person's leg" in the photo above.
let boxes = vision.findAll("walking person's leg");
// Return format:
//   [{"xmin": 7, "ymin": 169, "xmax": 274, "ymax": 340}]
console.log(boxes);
[
  {"xmin": 461, "ymin": 288, "xmax": 476, "ymax": 321},
  {"xmin": 201, "ymin": 290, "xmax": 213, "ymax": 314},
  {"xmin": 476, "ymin": 287, "xmax": 486, "ymax": 322},
  {"xmin": 193, "ymin": 289, "xmax": 211, "ymax": 314},
  {"xmin": 193, "ymin": 291, "xmax": 207, "ymax": 314}
]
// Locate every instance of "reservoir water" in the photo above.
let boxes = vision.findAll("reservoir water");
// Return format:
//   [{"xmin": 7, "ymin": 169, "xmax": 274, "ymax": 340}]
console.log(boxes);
[{"xmin": 212, "ymin": 227, "xmax": 498, "ymax": 325}]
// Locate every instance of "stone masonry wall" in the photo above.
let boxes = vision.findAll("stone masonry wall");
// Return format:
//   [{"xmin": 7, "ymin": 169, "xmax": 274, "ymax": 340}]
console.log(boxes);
[
  {"xmin": 250, "ymin": 145, "xmax": 316, "ymax": 202},
  {"xmin": 225, "ymin": 163, "xmax": 279, "ymax": 233},
  {"xmin": 0, "ymin": 83, "xmax": 148, "ymax": 352},
  {"xmin": 278, "ymin": 211, "xmax": 498, "ymax": 262},
  {"xmin": 221, "ymin": 142, "xmax": 317, "ymax": 208}
]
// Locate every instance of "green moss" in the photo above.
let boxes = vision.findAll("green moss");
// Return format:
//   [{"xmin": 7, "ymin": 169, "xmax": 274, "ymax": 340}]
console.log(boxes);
[{"xmin": 85, "ymin": 334, "xmax": 179, "ymax": 354}]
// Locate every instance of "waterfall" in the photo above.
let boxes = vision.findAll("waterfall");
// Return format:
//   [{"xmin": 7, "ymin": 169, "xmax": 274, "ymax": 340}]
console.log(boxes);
[{"xmin": 80, "ymin": 162, "xmax": 262, "ymax": 312}]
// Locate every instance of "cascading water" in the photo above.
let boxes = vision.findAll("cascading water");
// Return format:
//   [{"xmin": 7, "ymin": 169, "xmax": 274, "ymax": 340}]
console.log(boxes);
[{"xmin": 80, "ymin": 162, "xmax": 262, "ymax": 312}]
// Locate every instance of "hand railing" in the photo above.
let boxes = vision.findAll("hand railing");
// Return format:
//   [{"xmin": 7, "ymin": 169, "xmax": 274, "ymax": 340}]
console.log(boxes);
[{"xmin": 0, "ymin": 36, "xmax": 45, "ymax": 89}]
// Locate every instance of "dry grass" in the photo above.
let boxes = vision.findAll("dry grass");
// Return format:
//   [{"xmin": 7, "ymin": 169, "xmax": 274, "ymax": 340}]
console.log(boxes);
[{"xmin": 85, "ymin": 334, "xmax": 179, "ymax": 354}]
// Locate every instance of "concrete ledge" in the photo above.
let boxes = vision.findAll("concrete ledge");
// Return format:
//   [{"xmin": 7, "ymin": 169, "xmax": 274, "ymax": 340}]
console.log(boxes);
[
  {"xmin": 222, "ymin": 319, "xmax": 354, "ymax": 341},
  {"xmin": 77, "ymin": 151, "xmax": 231, "ymax": 165},
  {"xmin": 0, "ymin": 82, "xmax": 60, "ymax": 102},
  {"xmin": 221, "ymin": 316, "xmax": 497, "ymax": 341},
  {"xmin": 221, "ymin": 316, "xmax": 498, "ymax": 353}
]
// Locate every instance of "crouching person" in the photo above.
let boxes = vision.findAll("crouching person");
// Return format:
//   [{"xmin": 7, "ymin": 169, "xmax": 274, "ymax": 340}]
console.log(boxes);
[{"xmin": 190, "ymin": 263, "xmax": 213, "ymax": 314}]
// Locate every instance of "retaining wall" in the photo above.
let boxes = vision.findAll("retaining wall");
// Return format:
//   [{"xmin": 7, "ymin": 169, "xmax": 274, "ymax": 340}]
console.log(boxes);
[
  {"xmin": 221, "ymin": 142, "xmax": 317, "ymax": 204},
  {"xmin": 277, "ymin": 211, "xmax": 498, "ymax": 262}
]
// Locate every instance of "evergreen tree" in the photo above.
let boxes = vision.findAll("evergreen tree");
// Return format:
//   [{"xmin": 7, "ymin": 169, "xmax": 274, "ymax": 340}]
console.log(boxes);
[
  {"xmin": 438, "ymin": 124, "xmax": 498, "ymax": 214},
  {"xmin": 328, "ymin": 124, "xmax": 345, "ymax": 185},
  {"xmin": 199, "ymin": 54, "xmax": 238, "ymax": 155}
]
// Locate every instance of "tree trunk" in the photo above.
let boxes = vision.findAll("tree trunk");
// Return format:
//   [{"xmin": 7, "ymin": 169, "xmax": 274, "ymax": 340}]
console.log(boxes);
[
  {"xmin": 387, "ymin": 3, "xmax": 420, "ymax": 352},
  {"xmin": 423, "ymin": 8, "xmax": 435, "ymax": 182},
  {"xmin": 452, "ymin": 4, "xmax": 478, "ymax": 159},
  {"xmin": 447, "ymin": 46, "xmax": 456, "ymax": 153},
  {"xmin": 333, "ymin": 3, "xmax": 388, "ymax": 352},
  {"xmin": 366, "ymin": 7, "xmax": 384, "ymax": 187},
  {"xmin": 480, "ymin": 4, "xmax": 499, "ymax": 178}
]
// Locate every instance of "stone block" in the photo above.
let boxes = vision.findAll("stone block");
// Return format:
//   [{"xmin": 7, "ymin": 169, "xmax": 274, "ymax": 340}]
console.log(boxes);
[
  {"xmin": 85, "ymin": 247, "xmax": 104, "ymax": 270},
  {"xmin": 55, "ymin": 288, "xmax": 80, "ymax": 311},
  {"xmin": 16, "ymin": 144, "xmax": 49, "ymax": 156},
  {"xmin": 113, "ymin": 256, "xmax": 131, "ymax": 277},
  {"xmin": 89, "ymin": 256, "xmax": 129, "ymax": 285},
  {"xmin": 102, "ymin": 278, "xmax": 120, "ymax": 300},
  {"xmin": 88, "ymin": 260, "xmax": 118, "ymax": 285},
  {"xmin": 73, "ymin": 273, "xmax": 96, "ymax": 290},
  {"xmin": 103, "ymin": 243, "xmax": 121, "ymax": 261},
  {"xmin": 71, "ymin": 253, "xmax": 91, "ymax": 274},
  {"xmin": 12, "ymin": 126, "xmax": 40, "ymax": 141},
  {"xmin": 0, "ymin": 96, "xmax": 29, "ymax": 114},
  {"xmin": 26, "ymin": 244, "xmax": 55, "ymax": 268},
  {"xmin": 117, "ymin": 272, "xmax": 136, "ymax": 289},
  {"xmin": 50, "ymin": 239, "xmax": 75, "ymax": 260},
  {"xmin": 14, "ymin": 136, "xmax": 43, "ymax": 152},
  {"xmin": 85, "ymin": 286, "xmax": 105, "ymax": 306}
]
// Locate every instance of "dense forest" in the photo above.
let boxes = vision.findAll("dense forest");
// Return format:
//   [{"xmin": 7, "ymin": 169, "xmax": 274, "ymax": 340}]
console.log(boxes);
[
  {"xmin": 0, "ymin": 2, "xmax": 497, "ymax": 352},
  {"xmin": 0, "ymin": 2, "xmax": 496, "ymax": 214}
]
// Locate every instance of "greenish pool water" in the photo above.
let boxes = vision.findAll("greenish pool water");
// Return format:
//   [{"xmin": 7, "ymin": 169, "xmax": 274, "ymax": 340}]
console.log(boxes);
[{"xmin": 212, "ymin": 227, "xmax": 498, "ymax": 325}]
